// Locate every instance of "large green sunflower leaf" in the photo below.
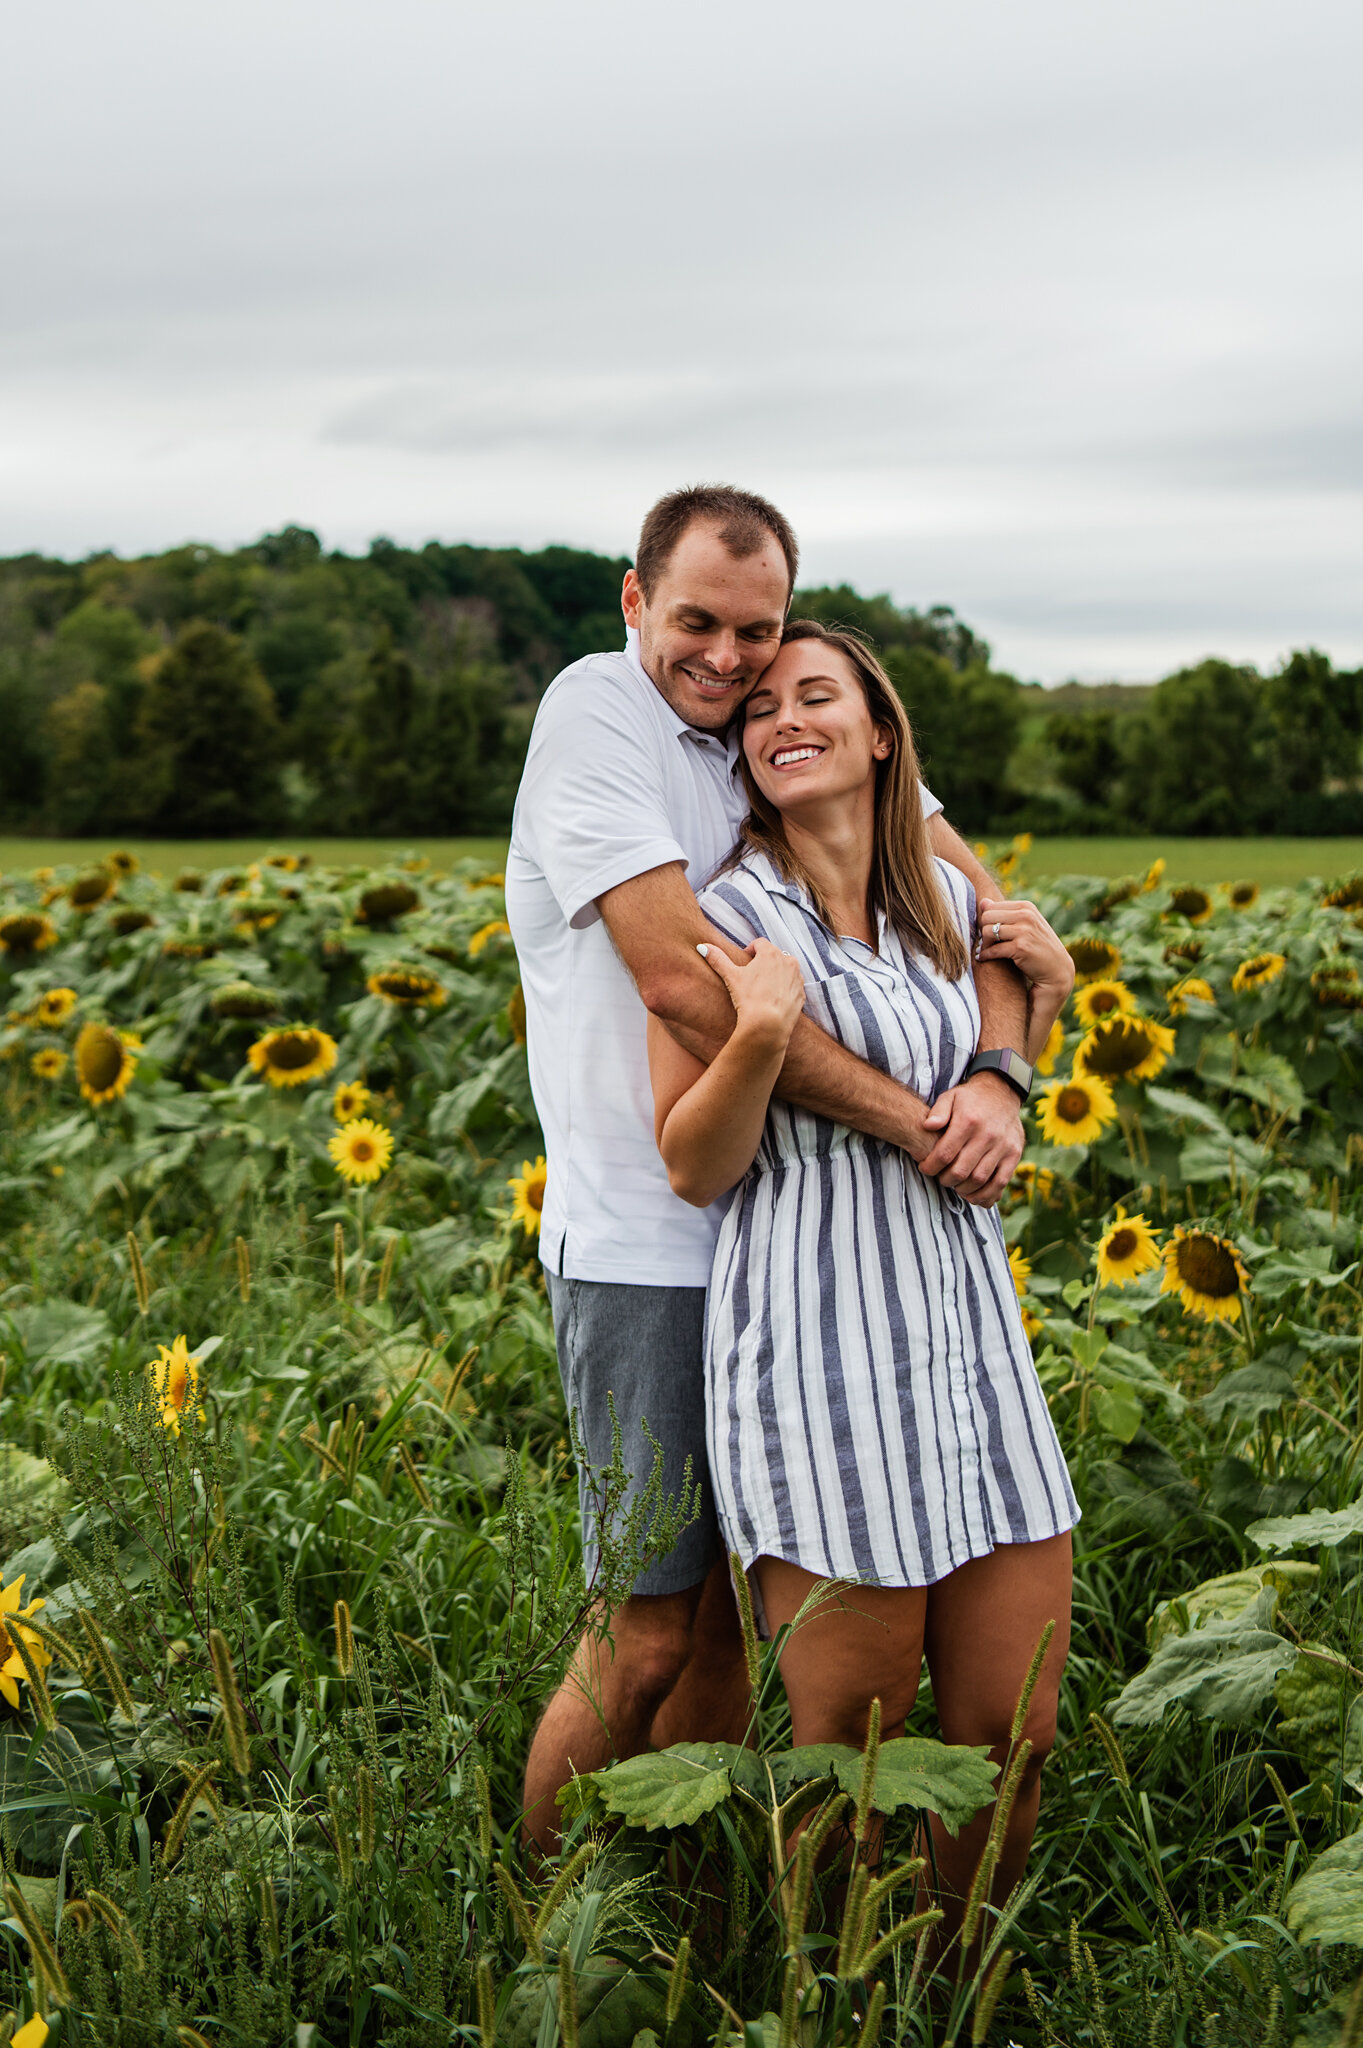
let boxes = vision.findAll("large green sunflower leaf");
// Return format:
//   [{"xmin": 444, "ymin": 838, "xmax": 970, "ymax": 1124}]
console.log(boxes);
[
  {"xmin": 1246, "ymin": 1504, "xmax": 1363, "ymax": 1553},
  {"xmin": 1286, "ymin": 1831, "xmax": 1363, "ymax": 1947},
  {"xmin": 1202, "ymin": 1360, "xmax": 1299, "ymax": 1425},
  {"xmin": 832, "ymin": 1738, "xmax": 999, "ymax": 1837},
  {"xmin": 1146, "ymin": 1563, "xmax": 1317, "ymax": 1651},
  {"xmin": 1111, "ymin": 1591, "xmax": 1295, "ymax": 1728},
  {"xmin": 590, "ymin": 1744, "xmax": 740, "ymax": 1831}
]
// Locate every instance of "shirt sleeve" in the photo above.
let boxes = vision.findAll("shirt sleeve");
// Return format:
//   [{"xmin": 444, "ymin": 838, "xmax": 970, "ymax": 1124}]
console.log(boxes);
[
  {"xmin": 519, "ymin": 667, "xmax": 689, "ymax": 930},
  {"xmin": 918, "ymin": 780, "xmax": 943, "ymax": 821}
]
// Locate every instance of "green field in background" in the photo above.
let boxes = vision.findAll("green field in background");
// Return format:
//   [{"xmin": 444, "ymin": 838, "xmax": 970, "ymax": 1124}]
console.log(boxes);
[{"xmin": 1, "ymin": 833, "xmax": 1359, "ymax": 887}]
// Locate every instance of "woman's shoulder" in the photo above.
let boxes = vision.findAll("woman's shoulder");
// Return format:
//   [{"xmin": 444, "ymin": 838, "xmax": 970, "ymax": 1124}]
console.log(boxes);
[
  {"xmin": 931, "ymin": 855, "xmax": 977, "ymax": 928},
  {"xmin": 699, "ymin": 849, "xmax": 802, "ymax": 943}
]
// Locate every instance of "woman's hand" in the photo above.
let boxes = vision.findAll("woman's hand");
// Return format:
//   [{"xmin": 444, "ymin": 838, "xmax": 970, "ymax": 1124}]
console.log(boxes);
[
  {"xmin": 975, "ymin": 898, "xmax": 1074, "ymax": 1062},
  {"xmin": 698, "ymin": 939, "xmax": 806, "ymax": 1052}
]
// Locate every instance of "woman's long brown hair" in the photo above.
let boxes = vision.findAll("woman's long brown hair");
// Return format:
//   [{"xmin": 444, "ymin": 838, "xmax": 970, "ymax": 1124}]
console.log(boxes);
[{"xmin": 726, "ymin": 618, "xmax": 968, "ymax": 981}]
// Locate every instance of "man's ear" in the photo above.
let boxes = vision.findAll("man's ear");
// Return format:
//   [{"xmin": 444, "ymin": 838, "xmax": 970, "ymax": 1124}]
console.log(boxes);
[{"xmin": 622, "ymin": 567, "xmax": 643, "ymax": 630}]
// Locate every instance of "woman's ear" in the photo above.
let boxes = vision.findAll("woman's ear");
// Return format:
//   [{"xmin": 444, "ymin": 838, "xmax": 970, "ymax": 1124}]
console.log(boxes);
[{"xmin": 872, "ymin": 724, "xmax": 894, "ymax": 761}]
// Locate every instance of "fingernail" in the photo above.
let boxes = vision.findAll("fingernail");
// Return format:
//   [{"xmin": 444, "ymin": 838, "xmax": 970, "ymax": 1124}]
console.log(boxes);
[{"xmin": 696, "ymin": 943, "xmax": 709, "ymax": 957}]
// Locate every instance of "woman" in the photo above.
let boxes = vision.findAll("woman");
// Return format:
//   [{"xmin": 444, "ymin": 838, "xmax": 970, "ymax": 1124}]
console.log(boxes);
[{"xmin": 645, "ymin": 620, "xmax": 1079, "ymax": 1933}]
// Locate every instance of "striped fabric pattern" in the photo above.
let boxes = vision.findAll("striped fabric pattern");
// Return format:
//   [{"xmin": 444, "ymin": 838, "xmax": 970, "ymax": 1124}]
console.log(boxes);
[{"xmin": 699, "ymin": 850, "xmax": 1080, "ymax": 1590}]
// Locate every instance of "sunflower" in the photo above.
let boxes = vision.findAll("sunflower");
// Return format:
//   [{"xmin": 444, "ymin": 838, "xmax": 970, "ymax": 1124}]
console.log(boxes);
[
  {"xmin": 35, "ymin": 987, "xmax": 77, "ymax": 1026},
  {"xmin": 1019, "ymin": 1303, "xmax": 1045, "ymax": 1342},
  {"xmin": 366, "ymin": 964, "xmax": 446, "ymax": 1007},
  {"xmin": 1035, "ymin": 1017, "xmax": 1065, "ymax": 1077},
  {"xmin": 1142, "ymin": 858, "xmax": 1166, "ymax": 892},
  {"xmin": 1074, "ymin": 1015, "xmax": 1176, "ymax": 1084},
  {"xmin": 1225, "ymin": 880, "xmax": 1259, "ymax": 910},
  {"xmin": 1093, "ymin": 878, "xmax": 1140, "ymax": 919},
  {"xmin": 469, "ymin": 919, "xmax": 512, "ymax": 958},
  {"xmin": 1073, "ymin": 979, "xmax": 1137, "ymax": 1029},
  {"xmin": 1096, "ymin": 1210, "xmax": 1162, "ymax": 1289},
  {"xmin": 1008, "ymin": 1246, "xmax": 1031, "ymax": 1296},
  {"xmin": 0, "ymin": 911, "xmax": 58, "ymax": 955},
  {"xmin": 328, "ymin": 1117, "xmax": 394, "ymax": 1184},
  {"xmin": 1322, "ymin": 876, "xmax": 1363, "ymax": 911},
  {"xmin": 0, "ymin": 1573, "xmax": 52, "ymax": 1710},
  {"xmin": 147, "ymin": 1335, "xmax": 206, "ymax": 1436},
  {"xmin": 1009, "ymin": 1161, "xmax": 1056, "ymax": 1204},
  {"xmin": 162, "ymin": 938, "xmax": 219, "ymax": 959},
  {"xmin": 209, "ymin": 981, "xmax": 280, "ymax": 1019},
  {"xmin": 106, "ymin": 849, "xmax": 140, "ymax": 877},
  {"xmin": 30, "ymin": 1047, "xmax": 67, "ymax": 1081},
  {"xmin": 507, "ymin": 984, "xmax": 527, "ymax": 1042},
  {"xmin": 509, "ymin": 1155, "xmax": 548, "ymax": 1235},
  {"xmin": 333, "ymin": 1079, "xmax": 371, "ymax": 1123},
  {"xmin": 75, "ymin": 1021, "xmax": 138, "ymax": 1105},
  {"xmin": 68, "ymin": 868, "xmax": 115, "ymax": 911},
  {"xmin": 1231, "ymin": 952, "xmax": 1287, "ymax": 995},
  {"xmin": 469, "ymin": 871, "xmax": 506, "ymax": 890},
  {"xmin": 1163, "ymin": 937, "xmax": 1204, "ymax": 966},
  {"xmin": 1166, "ymin": 885, "xmax": 1213, "ymax": 924},
  {"xmin": 109, "ymin": 907, "xmax": 156, "ymax": 936},
  {"xmin": 247, "ymin": 1025, "xmax": 338, "ymax": 1087},
  {"xmin": 175, "ymin": 868, "xmax": 204, "ymax": 892},
  {"xmin": 215, "ymin": 873, "xmax": 245, "ymax": 896},
  {"xmin": 264, "ymin": 851, "xmax": 309, "ymax": 872},
  {"xmin": 1035, "ymin": 1074, "xmax": 1118, "ymax": 1147},
  {"xmin": 12, "ymin": 2011, "xmax": 50, "ymax": 2048},
  {"xmin": 1160, "ymin": 1226, "xmax": 1250, "ymax": 1324},
  {"xmin": 358, "ymin": 880, "xmax": 420, "ymax": 924},
  {"xmin": 1167, "ymin": 976, "xmax": 1216, "ymax": 1017},
  {"xmin": 1312, "ymin": 959, "xmax": 1363, "ymax": 1008},
  {"xmin": 1065, "ymin": 936, "xmax": 1122, "ymax": 984}
]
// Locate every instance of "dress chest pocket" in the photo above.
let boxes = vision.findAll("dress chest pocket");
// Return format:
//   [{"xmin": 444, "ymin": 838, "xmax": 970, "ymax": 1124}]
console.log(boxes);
[{"xmin": 801, "ymin": 965, "xmax": 935, "ymax": 1091}]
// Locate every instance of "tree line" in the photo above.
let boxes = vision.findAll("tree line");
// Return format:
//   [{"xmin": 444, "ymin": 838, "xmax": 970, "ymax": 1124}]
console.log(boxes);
[{"xmin": 0, "ymin": 527, "xmax": 1357, "ymax": 837}]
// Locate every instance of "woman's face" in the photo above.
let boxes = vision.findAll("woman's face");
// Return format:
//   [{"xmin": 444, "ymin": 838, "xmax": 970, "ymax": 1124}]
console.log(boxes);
[{"xmin": 741, "ymin": 639, "xmax": 891, "ymax": 813}]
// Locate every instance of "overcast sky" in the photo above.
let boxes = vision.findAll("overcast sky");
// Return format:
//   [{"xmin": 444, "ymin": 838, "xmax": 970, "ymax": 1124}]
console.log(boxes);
[{"xmin": 2, "ymin": 0, "xmax": 1360, "ymax": 682}]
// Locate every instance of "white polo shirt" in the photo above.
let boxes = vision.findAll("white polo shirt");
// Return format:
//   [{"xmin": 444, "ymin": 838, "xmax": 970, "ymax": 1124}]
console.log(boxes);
[{"xmin": 505, "ymin": 630, "xmax": 942, "ymax": 1288}]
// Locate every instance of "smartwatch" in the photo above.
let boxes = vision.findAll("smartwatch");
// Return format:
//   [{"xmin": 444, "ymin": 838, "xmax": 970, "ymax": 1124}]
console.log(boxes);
[{"xmin": 963, "ymin": 1048, "xmax": 1033, "ymax": 1103}]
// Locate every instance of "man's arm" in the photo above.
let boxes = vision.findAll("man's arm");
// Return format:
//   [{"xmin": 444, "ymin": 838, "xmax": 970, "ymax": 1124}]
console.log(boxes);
[{"xmin": 599, "ymin": 863, "xmax": 940, "ymax": 1161}]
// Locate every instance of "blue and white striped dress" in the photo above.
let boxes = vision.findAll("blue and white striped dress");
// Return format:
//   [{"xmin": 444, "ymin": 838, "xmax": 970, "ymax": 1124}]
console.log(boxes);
[{"xmin": 699, "ymin": 849, "xmax": 1079, "ymax": 1591}]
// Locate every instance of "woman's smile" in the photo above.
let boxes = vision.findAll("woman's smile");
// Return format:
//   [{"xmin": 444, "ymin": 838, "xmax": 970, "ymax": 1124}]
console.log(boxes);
[{"xmin": 770, "ymin": 743, "xmax": 826, "ymax": 770}]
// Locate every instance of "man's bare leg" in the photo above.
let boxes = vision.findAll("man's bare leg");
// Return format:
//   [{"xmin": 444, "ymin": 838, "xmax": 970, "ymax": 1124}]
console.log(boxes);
[{"xmin": 522, "ymin": 1559, "xmax": 750, "ymax": 1857}]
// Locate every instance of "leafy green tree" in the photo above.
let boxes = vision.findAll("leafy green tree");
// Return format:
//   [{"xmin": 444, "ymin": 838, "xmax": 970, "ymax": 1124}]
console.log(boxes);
[
  {"xmin": 886, "ymin": 647, "xmax": 1022, "ymax": 826},
  {"xmin": 136, "ymin": 620, "xmax": 283, "ymax": 833},
  {"xmin": 1047, "ymin": 709, "xmax": 1125, "ymax": 809},
  {"xmin": 1121, "ymin": 660, "xmax": 1271, "ymax": 834}
]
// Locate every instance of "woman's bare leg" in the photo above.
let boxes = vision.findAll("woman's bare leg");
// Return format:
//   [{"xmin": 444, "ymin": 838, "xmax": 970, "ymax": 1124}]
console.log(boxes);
[
  {"xmin": 752, "ymin": 1556, "xmax": 928, "ymax": 1745},
  {"xmin": 921, "ymin": 1533, "xmax": 1072, "ymax": 1949}
]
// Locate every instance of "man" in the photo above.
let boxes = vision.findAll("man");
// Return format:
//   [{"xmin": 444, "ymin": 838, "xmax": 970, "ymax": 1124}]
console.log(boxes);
[{"xmin": 506, "ymin": 484, "xmax": 1035, "ymax": 1851}]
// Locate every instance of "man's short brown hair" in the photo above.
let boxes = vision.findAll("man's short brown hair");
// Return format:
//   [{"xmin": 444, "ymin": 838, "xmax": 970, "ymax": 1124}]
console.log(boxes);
[{"xmin": 634, "ymin": 484, "xmax": 799, "ymax": 601}]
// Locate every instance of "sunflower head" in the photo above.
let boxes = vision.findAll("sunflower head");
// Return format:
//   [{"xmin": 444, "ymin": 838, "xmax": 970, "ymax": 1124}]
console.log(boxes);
[
  {"xmin": 468, "ymin": 919, "xmax": 512, "ymax": 959},
  {"xmin": 68, "ymin": 869, "xmax": 115, "ymax": 911},
  {"xmin": 1074, "ymin": 1014, "xmax": 1176, "ymax": 1083},
  {"xmin": 1035, "ymin": 1074, "xmax": 1119, "ymax": 1147},
  {"xmin": 1007, "ymin": 1245, "xmax": 1032, "ymax": 1297},
  {"xmin": 1073, "ymin": 979, "xmax": 1137, "ymax": 1029},
  {"xmin": 30, "ymin": 1046, "xmax": 67, "ymax": 1080},
  {"xmin": 75, "ymin": 1021, "xmax": 138, "ymax": 1105},
  {"xmin": 1096, "ymin": 1209, "xmax": 1163, "ymax": 1289},
  {"xmin": 358, "ymin": 880, "xmax": 420, "ymax": 924},
  {"xmin": 35, "ymin": 987, "xmax": 77, "ymax": 1027},
  {"xmin": 216, "ymin": 873, "xmax": 246, "ymax": 897},
  {"xmin": 509, "ymin": 1155, "xmax": 548, "ymax": 1235},
  {"xmin": 0, "ymin": 911, "xmax": 58, "ymax": 955},
  {"xmin": 507, "ymin": 984, "xmax": 527, "ymax": 1043},
  {"xmin": 1065, "ymin": 936, "xmax": 1122, "ymax": 984},
  {"xmin": 1092, "ymin": 878, "xmax": 1141, "ymax": 920},
  {"xmin": 1009, "ymin": 1161, "xmax": 1056, "ymax": 1205},
  {"xmin": 328, "ymin": 1117, "xmax": 394, "ymax": 1184},
  {"xmin": 1035, "ymin": 1017, "xmax": 1065, "ymax": 1077},
  {"xmin": 1160, "ymin": 1226, "xmax": 1249, "ymax": 1324},
  {"xmin": 469, "ymin": 872, "xmax": 505, "ymax": 891},
  {"xmin": 366, "ymin": 965, "xmax": 446, "ymax": 1007},
  {"xmin": 106, "ymin": 849, "xmax": 140, "ymax": 877},
  {"xmin": 147, "ymin": 1336, "xmax": 206, "ymax": 1437},
  {"xmin": 265, "ymin": 851, "xmax": 309, "ymax": 872},
  {"xmin": 1167, "ymin": 976, "xmax": 1216, "ymax": 1017},
  {"xmin": 247, "ymin": 1025, "xmax": 338, "ymax": 1087},
  {"xmin": 1226, "ymin": 880, "xmax": 1260, "ymax": 910},
  {"xmin": 174, "ymin": 868, "xmax": 205, "ymax": 893},
  {"xmin": 0, "ymin": 1573, "xmax": 52, "ymax": 1711},
  {"xmin": 1165, "ymin": 885, "xmax": 1213, "ymax": 924},
  {"xmin": 1142, "ymin": 858, "xmax": 1167, "ymax": 892},
  {"xmin": 1322, "ymin": 876, "xmax": 1363, "ymax": 911},
  {"xmin": 1231, "ymin": 952, "xmax": 1287, "ymax": 996},
  {"xmin": 1163, "ymin": 938, "xmax": 1204, "ymax": 966},
  {"xmin": 1312, "ymin": 959, "xmax": 1363, "ymax": 1008},
  {"xmin": 332, "ymin": 1079, "xmax": 371, "ymax": 1123},
  {"xmin": 210, "ymin": 981, "xmax": 281, "ymax": 1020},
  {"xmin": 109, "ymin": 908, "xmax": 156, "ymax": 937}
]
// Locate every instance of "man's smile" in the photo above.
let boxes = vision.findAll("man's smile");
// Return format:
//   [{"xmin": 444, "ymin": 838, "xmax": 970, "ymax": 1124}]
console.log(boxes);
[{"xmin": 679, "ymin": 664, "xmax": 745, "ymax": 696}]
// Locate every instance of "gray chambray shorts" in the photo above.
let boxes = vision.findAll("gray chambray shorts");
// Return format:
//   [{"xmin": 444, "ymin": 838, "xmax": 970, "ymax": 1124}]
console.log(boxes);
[{"xmin": 544, "ymin": 1273, "xmax": 720, "ymax": 1598}]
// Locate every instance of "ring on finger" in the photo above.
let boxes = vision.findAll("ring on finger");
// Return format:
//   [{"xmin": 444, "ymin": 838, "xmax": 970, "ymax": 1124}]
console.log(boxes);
[{"xmin": 992, "ymin": 921, "xmax": 1001, "ymax": 941}]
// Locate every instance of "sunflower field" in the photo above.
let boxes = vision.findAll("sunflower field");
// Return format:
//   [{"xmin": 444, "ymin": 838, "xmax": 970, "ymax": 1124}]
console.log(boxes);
[{"xmin": 2, "ymin": 846, "xmax": 1363, "ymax": 2046}]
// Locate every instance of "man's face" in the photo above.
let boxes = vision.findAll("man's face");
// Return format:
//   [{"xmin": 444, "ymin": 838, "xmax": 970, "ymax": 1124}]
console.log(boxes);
[{"xmin": 622, "ymin": 520, "xmax": 790, "ymax": 731}]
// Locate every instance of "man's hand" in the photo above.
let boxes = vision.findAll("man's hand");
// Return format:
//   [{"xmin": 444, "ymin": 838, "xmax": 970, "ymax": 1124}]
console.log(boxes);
[{"xmin": 918, "ymin": 1072, "xmax": 1024, "ymax": 1206}]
